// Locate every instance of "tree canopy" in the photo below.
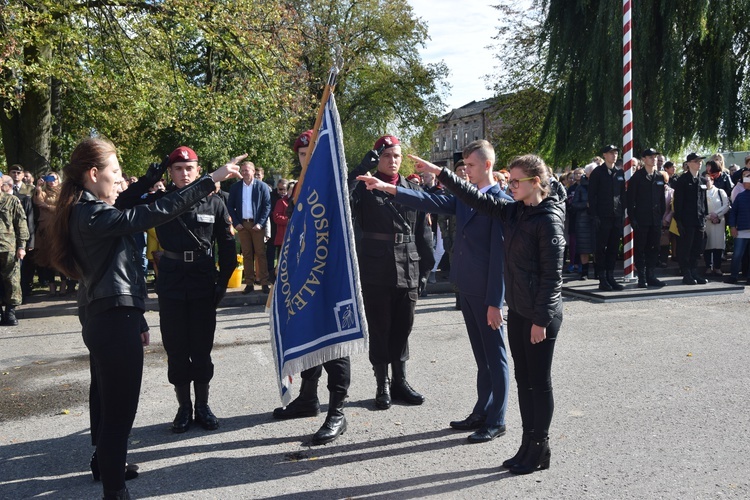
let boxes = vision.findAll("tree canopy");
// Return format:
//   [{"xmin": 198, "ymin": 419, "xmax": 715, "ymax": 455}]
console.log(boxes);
[
  {"xmin": 491, "ymin": 0, "xmax": 750, "ymax": 165},
  {"xmin": 0, "ymin": 0, "xmax": 447, "ymax": 177}
]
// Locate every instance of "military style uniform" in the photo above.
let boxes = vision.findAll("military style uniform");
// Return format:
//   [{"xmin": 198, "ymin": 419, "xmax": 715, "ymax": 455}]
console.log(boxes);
[
  {"xmin": 588, "ymin": 162, "xmax": 626, "ymax": 289},
  {"xmin": 348, "ymin": 158, "xmax": 434, "ymax": 408},
  {"xmin": 627, "ymin": 168, "xmax": 666, "ymax": 287},
  {"xmin": 118, "ymin": 166, "xmax": 235, "ymax": 431},
  {"xmin": 0, "ymin": 192, "xmax": 29, "ymax": 325},
  {"xmin": 673, "ymin": 172, "xmax": 708, "ymax": 283}
]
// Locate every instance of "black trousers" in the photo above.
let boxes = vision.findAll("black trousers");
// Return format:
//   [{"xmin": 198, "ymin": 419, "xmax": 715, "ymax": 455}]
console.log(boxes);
[
  {"xmin": 159, "ymin": 296, "xmax": 216, "ymax": 386},
  {"xmin": 300, "ymin": 357, "xmax": 351, "ymax": 394},
  {"xmin": 633, "ymin": 224, "xmax": 661, "ymax": 270},
  {"xmin": 507, "ymin": 308, "xmax": 562, "ymax": 441},
  {"xmin": 81, "ymin": 306, "xmax": 144, "ymax": 492},
  {"xmin": 677, "ymin": 225, "xmax": 705, "ymax": 272},
  {"xmin": 595, "ymin": 218, "xmax": 622, "ymax": 272},
  {"xmin": 361, "ymin": 284, "xmax": 417, "ymax": 366}
]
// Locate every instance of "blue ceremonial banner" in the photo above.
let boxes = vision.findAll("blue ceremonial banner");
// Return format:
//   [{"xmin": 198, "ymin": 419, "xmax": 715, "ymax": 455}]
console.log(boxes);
[{"xmin": 269, "ymin": 93, "xmax": 368, "ymax": 404}]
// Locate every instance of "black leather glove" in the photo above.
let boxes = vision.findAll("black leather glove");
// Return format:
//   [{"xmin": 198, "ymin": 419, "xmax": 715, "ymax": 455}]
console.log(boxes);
[
  {"xmin": 418, "ymin": 277, "xmax": 428, "ymax": 297},
  {"xmin": 214, "ymin": 284, "xmax": 227, "ymax": 308},
  {"xmin": 144, "ymin": 155, "xmax": 169, "ymax": 185},
  {"xmin": 356, "ymin": 149, "xmax": 380, "ymax": 173}
]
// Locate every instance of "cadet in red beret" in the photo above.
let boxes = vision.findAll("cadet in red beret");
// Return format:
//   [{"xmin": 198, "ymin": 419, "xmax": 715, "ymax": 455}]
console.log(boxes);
[
  {"xmin": 270, "ymin": 129, "xmax": 352, "ymax": 446},
  {"xmin": 121, "ymin": 146, "xmax": 243, "ymax": 434},
  {"xmin": 347, "ymin": 135, "xmax": 434, "ymax": 410}
]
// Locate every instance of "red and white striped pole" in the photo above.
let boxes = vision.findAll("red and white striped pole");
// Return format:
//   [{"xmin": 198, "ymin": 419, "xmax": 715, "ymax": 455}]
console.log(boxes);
[{"xmin": 622, "ymin": 0, "xmax": 635, "ymax": 280}]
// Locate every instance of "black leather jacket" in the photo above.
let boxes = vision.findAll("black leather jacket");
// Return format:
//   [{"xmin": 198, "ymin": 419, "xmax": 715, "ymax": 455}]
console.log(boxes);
[
  {"xmin": 438, "ymin": 168, "xmax": 565, "ymax": 327},
  {"xmin": 71, "ymin": 176, "xmax": 217, "ymax": 309}
]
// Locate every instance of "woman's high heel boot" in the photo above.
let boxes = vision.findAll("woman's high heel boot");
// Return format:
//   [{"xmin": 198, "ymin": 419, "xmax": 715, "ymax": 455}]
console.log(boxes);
[
  {"xmin": 502, "ymin": 432, "xmax": 532, "ymax": 469},
  {"xmin": 509, "ymin": 437, "xmax": 550, "ymax": 475}
]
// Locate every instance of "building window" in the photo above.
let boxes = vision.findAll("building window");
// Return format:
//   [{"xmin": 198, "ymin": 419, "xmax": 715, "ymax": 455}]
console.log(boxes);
[
  {"xmin": 453, "ymin": 134, "xmax": 458, "ymax": 151},
  {"xmin": 464, "ymin": 132, "xmax": 469, "ymax": 146},
  {"xmin": 442, "ymin": 137, "xmax": 447, "ymax": 151},
  {"xmin": 434, "ymin": 137, "xmax": 440, "ymax": 152}
]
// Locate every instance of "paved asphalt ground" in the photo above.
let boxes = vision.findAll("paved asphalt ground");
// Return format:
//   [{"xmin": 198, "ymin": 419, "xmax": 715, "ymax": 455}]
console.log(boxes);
[{"xmin": 1, "ymin": 286, "xmax": 749, "ymax": 499}]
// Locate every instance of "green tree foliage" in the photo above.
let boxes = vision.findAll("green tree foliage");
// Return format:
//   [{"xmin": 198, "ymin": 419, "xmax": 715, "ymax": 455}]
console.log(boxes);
[
  {"xmin": 1, "ymin": 0, "xmax": 447, "ymax": 180},
  {"xmin": 289, "ymin": 0, "xmax": 449, "ymax": 171},
  {"xmin": 492, "ymin": 0, "xmax": 750, "ymax": 165}
]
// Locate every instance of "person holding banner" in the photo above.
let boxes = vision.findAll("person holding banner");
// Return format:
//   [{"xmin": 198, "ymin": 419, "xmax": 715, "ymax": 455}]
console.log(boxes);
[
  {"xmin": 41, "ymin": 137, "xmax": 240, "ymax": 499},
  {"xmin": 271, "ymin": 130, "xmax": 352, "ymax": 446},
  {"xmin": 348, "ymin": 135, "xmax": 434, "ymax": 410},
  {"xmin": 357, "ymin": 139, "xmax": 511, "ymax": 444},
  {"xmin": 393, "ymin": 153, "xmax": 563, "ymax": 476}
]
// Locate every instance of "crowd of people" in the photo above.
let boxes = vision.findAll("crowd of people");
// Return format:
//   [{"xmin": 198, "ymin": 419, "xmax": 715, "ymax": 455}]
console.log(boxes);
[{"xmin": 4, "ymin": 134, "xmax": 748, "ymax": 499}]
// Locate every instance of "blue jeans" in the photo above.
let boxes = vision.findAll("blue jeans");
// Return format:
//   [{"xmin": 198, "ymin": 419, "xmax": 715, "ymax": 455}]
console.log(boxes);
[{"xmin": 731, "ymin": 237, "xmax": 750, "ymax": 278}]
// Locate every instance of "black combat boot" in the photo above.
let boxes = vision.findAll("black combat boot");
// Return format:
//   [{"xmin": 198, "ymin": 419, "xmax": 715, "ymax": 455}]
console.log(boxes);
[
  {"xmin": 273, "ymin": 378, "xmax": 320, "ymax": 419},
  {"xmin": 636, "ymin": 269, "xmax": 647, "ymax": 288},
  {"xmin": 598, "ymin": 274, "xmax": 612, "ymax": 291},
  {"xmin": 646, "ymin": 268, "xmax": 665, "ymax": 288},
  {"xmin": 373, "ymin": 364, "xmax": 391, "ymax": 410},
  {"xmin": 390, "ymin": 361, "xmax": 424, "ymax": 405},
  {"xmin": 194, "ymin": 383, "xmax": 219, "ymax": 430},
  {"xmin": 606, "ymin": 271, "xmax": 624, "ymax": 291},
  {"xmin": 5, "ymin": 306, "xmax": 18, "ymax": 326},
  {"xmin": 172, "ymin": 384, "xmax": 192, "ymax": 433},
  {"xmin": 311, "ymin": 391, "xmax": 348, "ymax": 445}
]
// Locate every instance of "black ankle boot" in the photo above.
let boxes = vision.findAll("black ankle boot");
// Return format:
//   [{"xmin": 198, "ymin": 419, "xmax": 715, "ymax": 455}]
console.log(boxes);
[
  {"xmin": 311, "ymin": 391, "xmax": 347, "ymax": 445},
  {"xmin": 103, "ymin": 487, "xmax": 131, "ymax": 499},
  {"xmin": 682, "ymin": 270, "xmax": 697, "ymax": 285},
  {"xmin": 90, "ymin": 451, "xmax": 139, "ymax": 482},
  {"xmin": 597, "ymin": 275, "xmax": 612, "ymax": 291},
  {"xmin": 390, "ymin": 361, "xmax": 424, "ymax": 405},
  {"xmin": 502, "ymin": 432, "xmax": 532, "ymax": 469},
  {"xmin": 510, "ymin": 437, "xmax": 551, "ymax": 475},
  {"xmin": 194, "ymin": 382, "xmax": 219, "ymax": 430},
  {"xmin": 373, "ymin": 364, "xmax": 391, "ymax": 409},
  {"xmin": 273, "ymin": 378, "xmax": 320, "ymax": 419},
  {"xmin": 172, "ymin": 384, "xmax": 192, "ymax": 433},
  {"xmin": 691, "ymin": 268, "xmax": 707, "ymax": 285}
]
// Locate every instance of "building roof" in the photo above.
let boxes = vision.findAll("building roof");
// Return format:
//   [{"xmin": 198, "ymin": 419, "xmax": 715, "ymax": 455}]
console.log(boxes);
[{"xmin": 438, "ymin": 98, "xmax": 495, "ymax": 123}]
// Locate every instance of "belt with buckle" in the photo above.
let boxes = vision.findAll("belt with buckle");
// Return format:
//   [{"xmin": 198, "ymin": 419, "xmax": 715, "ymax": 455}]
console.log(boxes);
[
  {"xmin": 361, "ymin": 232, "xmax": 413, "ymax": 244},
  {"xmin": 162, "ymin": 250, "xmax": 210, "ymax": 263}
]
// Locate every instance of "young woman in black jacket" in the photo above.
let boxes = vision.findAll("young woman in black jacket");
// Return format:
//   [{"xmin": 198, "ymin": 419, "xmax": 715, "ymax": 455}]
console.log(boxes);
[
  {"xmin": 358, "ymin": 153, "xmax": 564, "ymax": 475},
  {"xmin": 41, "ymin": 137, "xmax": 240, "ymax": 499}
]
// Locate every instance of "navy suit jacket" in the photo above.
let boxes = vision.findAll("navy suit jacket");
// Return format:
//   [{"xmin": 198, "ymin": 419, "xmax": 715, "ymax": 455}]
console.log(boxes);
[
  {"xmin": 394, "ymin": 183, "xmax": 510, "ymax": 307},
  {"xmin": 227, "ymin": 180, "xmax": 271, "ymax": 228}
]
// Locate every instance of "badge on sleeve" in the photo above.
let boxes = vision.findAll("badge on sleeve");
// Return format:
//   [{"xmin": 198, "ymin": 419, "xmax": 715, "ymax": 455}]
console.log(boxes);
[{"xmin": 197, "ymin": 214, "xmax": 216, "ymax": 223}]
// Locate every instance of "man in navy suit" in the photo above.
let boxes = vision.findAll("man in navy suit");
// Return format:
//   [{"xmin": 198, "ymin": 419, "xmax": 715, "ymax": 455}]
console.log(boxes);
[
  {"xmin": 357, "ymin": 140, "xmax": 510, "ymax": 443},
  {"xmin": 227, "ymin": 161, "xmax": 272, "ymax": 293}
]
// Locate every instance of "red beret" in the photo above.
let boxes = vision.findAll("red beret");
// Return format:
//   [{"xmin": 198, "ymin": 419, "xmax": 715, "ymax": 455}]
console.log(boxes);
[
  {"xmin": 373, "ymin": 135, "xmax": 400, "ymax": 151},
  {"xmin": 293, "ymin": 130, "xmax": 313, "ymax": 152},
  {"xmin": 167, "ymin": 146, "xmax": 198, "ymax": 166},
  {"xmin": 406, "ymin": 173, "xmax": 421, "ymax": 182}
]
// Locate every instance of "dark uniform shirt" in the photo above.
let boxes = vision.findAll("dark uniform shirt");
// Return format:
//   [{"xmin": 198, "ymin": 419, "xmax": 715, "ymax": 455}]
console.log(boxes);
[
  {"xmin": 588, "ymin": 164, "xmax": 626, "ymax": 218},
  {"xmin": 117, "ymin": 178, "xmax": 236, "ymax": 300},
  {"xmin": 673, "ymin": 173, "xmax": 708, "ymax": 228},
  {"xmin": 349, "ymin": 174, "xmax": 434, "ymax": 289},
  {"xmin": 627, "ymin": 168, "xmax": 666, "ymax": 227}
]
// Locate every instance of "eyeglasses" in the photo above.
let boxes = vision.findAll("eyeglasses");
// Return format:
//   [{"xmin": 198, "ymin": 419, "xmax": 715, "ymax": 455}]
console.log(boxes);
[{"xmin": 508, "ymin": 177, "xmax": 535, "ymax": 189}]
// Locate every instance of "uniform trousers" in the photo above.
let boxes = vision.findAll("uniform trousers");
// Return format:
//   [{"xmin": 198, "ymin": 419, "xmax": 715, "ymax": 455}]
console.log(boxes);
[
  {"xmin": 595, "ymin": 217, "xmax": 622, "ymax": 272},
  {"xmin": 299, "ymin": 356, "xmax": 351, "ymax": 394},
  {"xmin": 236, "ymin": 221, "xmax": 270, "ymax": 286},
  {"xmin": 0, "ymin": 252, "xmax": 21, "ymax": 306},
  {"xmin": 677, "ymin": 225, "xmax": 705, "ymax": 272},
  {"xmin": 460, "ymin": 293, "xmax": 509, "ymax": 426},
  {"xmin": 82, "ymin": 306, "xmax": 143, "ymax": 492},
  {"xmin": 159, "ymin": 296, "xmax": 216, "ymax": 386},
  {"xmin": 507, "ymin": 308, "xmax": 562, "ymax": 441},
  {"xmin": 361, "ymin": 284, "xmax": 417, "ymax": 366},
  {"xmin": 633, "ymin": 224, "xmax": 661, "ymax": 270}
]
